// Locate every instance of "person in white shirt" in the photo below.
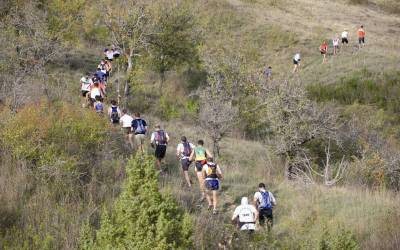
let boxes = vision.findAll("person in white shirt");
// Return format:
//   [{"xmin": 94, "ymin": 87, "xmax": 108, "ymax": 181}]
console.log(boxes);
[
  {"xmin": 293, "ymin": 52, "xmax": 301, "ymax": 73},
  {"xmin": 119, "ymin": 109, "xmax": 134, "ymax": 149},
  {"xmin": 176, "ymin": 136, "xmax": 195, "ymax": 188},
  {"xmin": 104, "ymin": 49, "xmax": 114, "ymax": 61},
  {"xmin": 80, "ymin": 72, "xmax": 92, "ymax": 107},
  {"xmin": 341, "ymin": 29, "xmax": 349, "ymax": 45},
  {"xmin": 150, "ymin": 125, "xmax": 170, "ymax": 171},
  {"xmin": 90, "ymin": 82, "xmax": 102, "ymax": 102},
  {"xmin": 232, "ymin": 197, "xmax": 258, "ymax": 232},
  {"xmin": 254, "ymin": 183, "xmax": 276, "ymax": 231},
  {"xmin": 333, "ymin": 36, "xmax": 340, "ymax": 55}
]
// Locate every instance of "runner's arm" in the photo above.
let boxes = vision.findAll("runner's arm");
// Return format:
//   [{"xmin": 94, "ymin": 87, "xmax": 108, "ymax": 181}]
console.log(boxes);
[
  {"xmin": 205, "ymin": 149, "xmax": 213, "ymax": 159},
  {"xmin": 176, "ymin": 145, "xmax": 181, "ymax": 158},
  {"xmin": 189, "ymin": 149, "xmax": 195, "ymax": 161},
  {"xmin": 216, "ymin": 165, "xmax": 223, "ymax": 180},
  {"xmin": 270, "ymin": 192, "xmax": 276, "ymax": 206}
]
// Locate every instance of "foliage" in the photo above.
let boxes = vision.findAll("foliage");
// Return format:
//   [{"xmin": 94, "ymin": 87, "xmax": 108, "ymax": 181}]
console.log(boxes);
[{"xmin": 87, "ymin": 155, "xmax": 193, "ymax": 249}]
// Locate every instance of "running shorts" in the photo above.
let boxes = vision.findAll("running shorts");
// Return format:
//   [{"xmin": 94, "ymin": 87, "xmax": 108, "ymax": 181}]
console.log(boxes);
[
  {"xmin": 181, "ymin": 158, "xmax": 192, "ymax": 171},
  {"xmin": 259, "ymin": 208, "xmax": 273, "ymax": 225},
  {"xmin": 205, "ymin": 179, "xmax": 219, "ymax": 191},
  {"xmin": 195, "ymin": 160, "xmax": 206, "ymax": 172},
  {"xmin": 342, "ymin": 38, "xmax": 348, "ymax": 44},
  {"xmin": 123, "ymin": 127, "xmax": 132, "ymax": 134},
  {"xmin": 358, "ymin": 37, "xmax": 365, "ymax": 44},
  {"xmin": 293, "ymin": 59, "xmax": 299, "ymax": 65},
  {"xmin": 155, "ymin": 144, "xmax": 167, "ymax": 159},
  {"xmin": 320, "ymin": 51, "xmax": 326, "ymax": 55},
  {"xmin": 81, "ymin": 90, "xmax": 89, "ymax": 97}
]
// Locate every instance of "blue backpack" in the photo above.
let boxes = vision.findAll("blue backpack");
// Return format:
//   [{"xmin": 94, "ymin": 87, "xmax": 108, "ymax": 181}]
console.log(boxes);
[
  {"xmin": 259, "ymin": 191, "xmax": 272, "ymax": 209},
  {"xmin": 110, "ymin": 106, "xmax": 120, "ymax": 123},
  {"xmin": 134, "ymin": 119, "xmax": 146, "ymax": 134},
  {"xmin": 95, "ymin": 102, "xmax": 104, "ymax": 113}
]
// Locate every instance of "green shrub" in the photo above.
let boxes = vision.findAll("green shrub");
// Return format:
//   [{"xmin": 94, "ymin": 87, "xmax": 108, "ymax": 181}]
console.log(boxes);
[{"xmin": 86, "ymin": 155, "xmax": 193, "ymax": 249}]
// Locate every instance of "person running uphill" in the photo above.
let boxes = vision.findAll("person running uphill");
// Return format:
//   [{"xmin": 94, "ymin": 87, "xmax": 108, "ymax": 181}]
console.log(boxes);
[
  {"xmin": 150, "ymin": 125, "xmax": 170, "ymax": 171},
  {"xmin": 190, "ymin": 140, "xmax": 213, "ymax": 201},
  {"xmin": 108, "ymin": 100, "xmax": 121, "ymax": 124},
  {"xmin": 120, "ymin": 109, "xmax": 134, "ymax": 150},
  {"xmin": 332, "ymin": 36, "xmax": 340, "ymax": 55},
  {"xmin": 202, "ymin": 157, "xmax": 222, "ymax": 214},
  {"xmin": 131, "ymin": 113, "xmax": 147, "ymax": 153},
  {"xmin": 319, "ymin": 41, "xmax": 328, "ymax": 63},
  {"xmin": 254, "ymin": 183, "xmax": 276, "ymax": 231},
  {"xmin": 93, "ymin": 95, "xmax": 104, "ymax": 114},
  {"xmin": 232, "ymin": 197, "xmax": 258, "ymax": 233},
  {"xmin": 293, "ymin": 52, "xmax": 301, "ymax": 73},
  {"xmin": 341, "ymin": 29, "xmax": 349, "ymax": 46},
  {"xmin": 80, "ymin": 72, "xmax": 92, "ymax": 108},
  {"xmin": 176, "ymin": 136, "xmax": 195, "ymax": 188},
  {"xmin": 358, "ymin": 25, "xmax": 365, "ymax": 48}
]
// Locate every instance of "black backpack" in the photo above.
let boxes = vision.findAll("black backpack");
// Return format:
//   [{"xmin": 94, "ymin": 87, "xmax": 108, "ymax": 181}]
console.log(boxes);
[{"xmin": 110, "ymin": 106, "xmax": 120, "ymax": 123}]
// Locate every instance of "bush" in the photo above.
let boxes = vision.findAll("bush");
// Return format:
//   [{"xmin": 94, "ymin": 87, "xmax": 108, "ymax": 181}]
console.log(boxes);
[{"xmin": 86, "ymin": 155, "xmax": 193, "ymax": 249}]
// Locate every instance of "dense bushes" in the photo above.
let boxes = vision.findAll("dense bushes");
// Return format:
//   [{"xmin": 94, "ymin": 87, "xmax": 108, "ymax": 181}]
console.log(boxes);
[{"xmin": 83, "ymin": 155, "xmax": 193, "ymax": 249}]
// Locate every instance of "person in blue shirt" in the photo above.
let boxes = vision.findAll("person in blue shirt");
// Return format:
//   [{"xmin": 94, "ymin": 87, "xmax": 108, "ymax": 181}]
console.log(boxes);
[{"xmin": 131, "ymin": 112, "xmax": 148, "ymax": 153}]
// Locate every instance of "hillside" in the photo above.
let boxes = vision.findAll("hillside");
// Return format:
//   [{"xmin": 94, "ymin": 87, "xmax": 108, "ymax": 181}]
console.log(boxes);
[{"xmin": 1, "ymin": 0, "xmax": 400, "ymax": 249}]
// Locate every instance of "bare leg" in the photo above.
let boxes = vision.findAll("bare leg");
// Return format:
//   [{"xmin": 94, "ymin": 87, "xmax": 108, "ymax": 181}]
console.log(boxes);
[
  {"xmin": 128, "ymin": 134, "xmax": 134, "ymax": 150},
  {"xmin": 183, "ymin": 170, "xmax": 191, "ymax": 187},
  {"xmin": 196, "ymin": 171, "xmax": 205, "ymax": 200},
  {"xmin": 212, "ymin": 190, "xmax": 218, "ymax": 210},
  {"xmin": 206, "ymin": 190, "xmax": 212, "ymax": 208}
]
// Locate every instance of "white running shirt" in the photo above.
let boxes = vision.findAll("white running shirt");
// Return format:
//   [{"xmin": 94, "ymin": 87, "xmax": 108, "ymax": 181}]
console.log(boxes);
[
  {"xmin": 294, "ymin": 53, "xmax": 301, "ymax": 62},
  {"xmin": 176, "ymin": 142, "xmax": 195, "ymax": 159},
  {"xmin": 90, "ymin": 87, "xmax": 101, "ymax": 99},
  {"xmin": 232, "ymin": 205, "xmax": 257, "ymax": 230},
  {"xmin": 105, "ymin": 50, "xmax": 114, "ymax": 60},
  {"xmin": 120, "ymin": 114, "xmax": 133, "ymax": 128},
  {"xmin": 333, "ymin": 38, "xmax": 339, "ymax": 46},
  {"xmin": 80, "ymin": 77, "xmax": 92, "ymax": 91},
  {"xmin": 341, "ymin": 31, "xmax": 348, "ymax": 38}
]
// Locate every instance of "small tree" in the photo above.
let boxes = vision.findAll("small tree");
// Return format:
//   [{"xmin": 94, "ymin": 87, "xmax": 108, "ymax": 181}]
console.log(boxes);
[{"xmin": 86, "ymin": 155, "xmax": 193, "ymax": 249}]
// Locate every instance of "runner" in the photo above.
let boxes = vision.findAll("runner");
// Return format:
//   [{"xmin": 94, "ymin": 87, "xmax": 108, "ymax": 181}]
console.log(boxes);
[
  {"xmin": 104, "ymin": 48, "xmax": 114, "ymax": 61},
  {"xmin": 80, "ymin": 72, "xmax": 92, "ymax": 108},
  {"xmin": 90, "ymin": 82, "xmax": 102, "ymax": 105},
  {"xmin": 189, "ymin": 140, "xmax": 213, "ymax": 201},
  {"xmin": 104, "ymin": 60, "xmax": 112, "ymax": 79},
  {"xmin": 176, "ymin": 136, "xmax": 195, "ymax": 188},
  {"xmin": 95, "ymin": 67, "xmax": 106, "ymax": 96},
  {"xmin": 293, "ymin": 52, "xmax": 301, "ymax": 73},
  {"xmin": 263, "ymin": 66, "xmax": 272, "ymax": 79},
  {"xmin": 119, "ymin": 109, "xmax": 134, "ymax": 149},
  {"xmin": 112, "ymin": 45, "xmax": 121, "ymax": 58},
  {"xmin": 232, "ymin": 197, "xmax": 258, "ymax": 233},
  {"xmin": 93, "ymin": 95, "xmax": 104, "ymax": 114},
  {"xmin": 319, "ymin": 41, "xmax": 328, "ymax": 63},
  {"xmin": 253, "ymin": 183, "xmax": 276, "ymax": 231},
  {"xmin": 358, "ymin": 25, "xmax": 365, "ymax": 48},
  {"xmin": 150, "ymin": 125, "xmax": 170, "ymax": 171},
  {"xmin": 332, "ymin": 36, "xmax": 340, "ymax": 55},
  {"xmin": 107, "ymin": 100, "xmax": 121, "ymax": 124},
  {"xmin": 131, "ymin": 112, "xmax": 148, "ymax": 153},
  {"xmin": 202, "ymin": 157, "xmax": 222, "ymax": 214},
  {"xmin": 341, "ymin": 29, "xmax": 349, "ymax": 46}
]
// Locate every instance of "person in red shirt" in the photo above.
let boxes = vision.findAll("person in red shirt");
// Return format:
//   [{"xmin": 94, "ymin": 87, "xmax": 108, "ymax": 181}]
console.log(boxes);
[
  {"xmin": 319, "ymin": 41, "xmax": 328, "ymax": 63},
  {"xmin": 358, "ymin": 25, "xmax": 365, "ymax": 48}
]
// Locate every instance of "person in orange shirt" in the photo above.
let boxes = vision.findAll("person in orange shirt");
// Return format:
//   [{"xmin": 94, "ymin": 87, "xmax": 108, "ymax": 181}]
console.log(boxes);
[
  {"xmin": 319, "ymin": 41, "xmax": 328, "ymax": 63},
  {"xmin": 358, "ymin": 25, "xmax": 365, "ymax": 48}
]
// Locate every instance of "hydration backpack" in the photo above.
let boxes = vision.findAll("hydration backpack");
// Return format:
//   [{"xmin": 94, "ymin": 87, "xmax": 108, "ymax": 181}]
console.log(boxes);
[
  {"xmin": 110, "ymin": 106, "xmax": 120, "ymax": 123},
  {"xmin": 259, "ymin": 191, "xmax": 272, "ymax": 210},
  {"xmin": 95, "ymin": 102, "xmax": 104, "ymax": 113},
  {"xmin": 155, "ymin": 130, "xmax": 167, "ymax": 145},
  {"xmin": 134, "ymin": 119, "xmax": 146, "ymax": 134},
  {"xmin": 182, "ymin": 142, "xmax": 192, "ymax": 157},
  {"xmin": 206, "ymin": 163, "xmax": 218, "ymax": 178}
]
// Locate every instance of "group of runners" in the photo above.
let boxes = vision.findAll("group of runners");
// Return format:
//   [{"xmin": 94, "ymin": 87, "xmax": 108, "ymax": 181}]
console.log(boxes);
[
  {"xmin": 291, "ymin": 25, "xmax": 366, "ymax": 72},
  {"xmin": 78, "ymin": 44, "xmax": 278, "ymax": 233}
]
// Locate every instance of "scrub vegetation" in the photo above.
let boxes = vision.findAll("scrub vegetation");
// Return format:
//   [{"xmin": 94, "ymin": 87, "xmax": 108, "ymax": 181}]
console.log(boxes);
[{"xmin": 1, "ymin": 0, "xmax": 400, "ymax": 249}]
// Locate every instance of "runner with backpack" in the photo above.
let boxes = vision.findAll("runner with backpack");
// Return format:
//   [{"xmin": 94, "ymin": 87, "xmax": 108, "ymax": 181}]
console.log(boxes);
[
  {"xmin": 202, "ymin": 157, "xmax": 222, "ymax": 214},
  {"xmin": 190, "ymin": 140, "xmax": 213, "ymax": 201},
  {"xmin": 232, "ymin": 197, "xmax": 258, "ymax": 233},
  {"xmin": 150, "ymin": 125, "xmax": 170, "ymax": 171},
  {"xmin": 93, "ymin": 95, "xmax": 104, "ymax": 114},
  {"xmin": 131, "ymin": 113, "xmax": 147, "ymax": 153},
  {"xmin": 107, "ymin": 100, "xmax": 121, "ymax": 124},
  {"xmin": 176, "ymin": 136, "xmax": 195, "ymax": 188},
  {"xmin": 253, "ymin": 183, "xmax": 276, "ymax": 231}
]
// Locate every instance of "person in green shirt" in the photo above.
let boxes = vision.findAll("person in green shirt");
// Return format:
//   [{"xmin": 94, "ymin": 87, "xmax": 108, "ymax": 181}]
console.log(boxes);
[{"xmin": 190, "ymin": 139, "xmax": 213, "ymax": 201}]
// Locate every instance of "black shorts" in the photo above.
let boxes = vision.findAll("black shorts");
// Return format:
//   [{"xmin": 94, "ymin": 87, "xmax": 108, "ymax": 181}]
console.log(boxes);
[
  {"xmin": 320, "ymin": 51, "xmax": 326, "ymax": 55},
  {"xmin": 359, "ymin": 37, "xmax": 365, "ymax": 44},
  {"xmin": 342, "ymin": 38, "xmax": 348, "ymax": 44},
  {"xmin": 81, "ymin": 90, "xmax": 89, "ymax": 97},
  {"xmin": 293, "ymin": 59, "xmax": 299, "ymax": 65},
  {"xmin": 259, "ymin": 208, "xmax": 273, "ymax": 225},
  {"xmin": 155, "ymin": 145, "xmax": 167, "ymax": 159},
  {"xmin": 181, "ymin": 158, "xmax": 192, "ymax": 171},
  {"xmin": 195, "ymin": 160, "xmax": 206, "ymax": 172}
]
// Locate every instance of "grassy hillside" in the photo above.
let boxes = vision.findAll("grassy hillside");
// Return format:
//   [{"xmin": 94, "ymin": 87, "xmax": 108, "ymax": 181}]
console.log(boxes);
[{"xmin": 1, "ymin": 0, "xmax": 400, "ymax": 249}]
